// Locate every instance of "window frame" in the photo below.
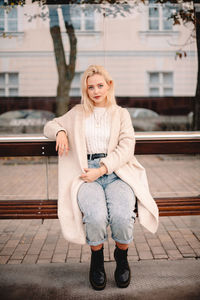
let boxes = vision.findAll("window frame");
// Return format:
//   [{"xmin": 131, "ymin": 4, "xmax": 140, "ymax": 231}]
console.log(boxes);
[
  {"xmin": 0, "ymin": 5, "xmax": 18, "ymax": 33},
  {"xmin": 0, "ymin": 72, "xmax": 19, "ymax": 96},
  {"xmin": 70, "ymin": 5, "xmax": 95, "ymax": 31},
  {"xmin": 148, "ymin": 1, "xmax": 173, "ymax": 31},
  {"xmin": 148, "ymin": 71, "xmax": 173, "ymax": 96}
]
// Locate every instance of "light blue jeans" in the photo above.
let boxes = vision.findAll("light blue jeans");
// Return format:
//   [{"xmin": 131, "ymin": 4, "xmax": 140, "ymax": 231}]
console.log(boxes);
[{"xmin": 77, "ymin": 158, "xmax": 136, "ymax": 246}]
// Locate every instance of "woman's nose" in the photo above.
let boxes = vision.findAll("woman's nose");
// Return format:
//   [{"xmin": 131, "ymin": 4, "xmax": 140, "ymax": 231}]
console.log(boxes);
[{"xmin": 93, "ymin": 87, "xmax": 98, "ymax": 94}]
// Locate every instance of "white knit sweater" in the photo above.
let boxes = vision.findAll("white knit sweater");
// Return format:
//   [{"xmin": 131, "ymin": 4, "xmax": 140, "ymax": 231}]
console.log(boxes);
[{"xmin": 85, "ymin": 107, "xmax": 111, "ymax": 154}]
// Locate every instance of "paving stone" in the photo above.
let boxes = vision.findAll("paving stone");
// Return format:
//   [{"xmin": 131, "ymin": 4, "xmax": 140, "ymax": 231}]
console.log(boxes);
[
  {"xmin": 193, "ymin": 248, "xmax": 200, "ymax": 256},
  {"xmin": 0, "ymin": 256, "xmax": 10, "ymax": 264},
  {"xmin": 146, "ymin": 238, "xmax": 162, "ymax": 247},
  {"xmin": 22, "ymin": 255, "xmax": 38, "ymax": 264},
  {"xmin": 128, "ymin": 255, "xmax": 139, "ymax": 261},
  {"xmin": 52, "ymin": 254, "xmax": 66, "ymax": 263},
  {"xmin": 38, "ymin": 251, "xmax": 54, "ymax": 259},
  {"xmin": 7, "ymin": 260, "xmax": 22, "ymax": 264},
  {"xmin": 0, "ymin": 247, "xmax": 16, "ymax": 256},
  {"xmin": 153, "ymin": 254, "xmax": 168, "ymax": 259},
  {"xmin": 182, "ymin": 253, "xmax": 196, "ymax": 258},
  {"xmin": 135, "ymin": 242, "xmax": 150, "ymax": 251},
  {"xmin": 67, "ymin": 249, "xmax": 81, "ymax": 259},
  {"xmin": 166, "ymin": 250, "xmax": 183, "ymax": 259},
  {"xmin": 37, "ymin": 259, "xmax": 51, "ymax": 264},
  {"xmin": 66, "ymin": 257, "xmax": 80, "ymax": 263},
  {"xmin": 177, "ymin": 245, "xmax": 196, "ymax": 254},
  {"xmin": 150, "ymin": 246, "xmax": 166, "ymax": 255},
  {"xmin": 138, "ymin": 251, "xmax": 154, "ymax": 260}
]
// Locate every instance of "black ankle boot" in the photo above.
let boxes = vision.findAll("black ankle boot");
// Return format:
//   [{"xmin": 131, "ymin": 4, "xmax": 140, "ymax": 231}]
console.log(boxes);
[
  {"xmin": 89, "ymin": 247, "xmax": 106, "ymax": 290},
  {"xmin": 114, "ymin": 246, "xmax": 131, "ymax": 288}
]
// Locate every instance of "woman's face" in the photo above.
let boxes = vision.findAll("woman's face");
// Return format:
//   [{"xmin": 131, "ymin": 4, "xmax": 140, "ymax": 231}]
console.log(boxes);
[{"xmin": 87, "ymin": 74, "xmax": 110, "ymax": 107}]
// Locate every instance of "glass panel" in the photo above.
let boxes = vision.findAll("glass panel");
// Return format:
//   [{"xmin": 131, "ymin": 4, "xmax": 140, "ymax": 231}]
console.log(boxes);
[
  {"xmin": 0, "ymin": 88, "xmax": 5, "ymax": 96},
  {"xmin": 7, "ymin": 7, "xmax": 17, "ymax": 19},
  {"xmin": 163, "ymin": 19, "xmax": 173, "ymax": 30},
  {"xmin": 149, "ymin": 7, "xmax": 159, "ymax": 18},
  {"xmin": 136, "ymin": 154, "xmax": 200, "ymax": 197},
  {"xmin": 9, "ymin": 88, "xmax": 18, "ymax": 96},
  {"xmin": 0, "ymin": 20, "xmax": 4, "ymax": 31},
  {"xmin": 8, "ymin": 73, "xmax": 18, "ymax": 85},
  {"xmin": 85, "ymin": 18, "xmax": 94, "ymax": 30},
  {"xmin": 149, "ymin": 73, "xmax": 159, "ymax": 84},
  {"xmin": 0, "ymin": 2, "xmax": 197, "ymax": 134},
  {"xmin": 0, "ymin": 8, "xmax": 4, "ymax": 18},
  {"xmin": 84, "ymin": 8, "xmax": 94, "ymax": 30},
  {"xmin": 150, "ymin": 87, "xmax": 159, "ymax": 96},
  {"xmin": 0, "ymin": 157, "xmax": 48, "ymax": 200},
  {"xmin": 8, "ymin": 19, "xmax": 17, "ymax": 31},
  {"xmin": 71, "ymin": 18, "xmax": 81, "ymax": 30},
  {"xmin": 163, "ymin": 6, "xmax": 173, "ymax": 30},
  {"xmin": 71, "ymin": 6, "xmax": 81, "ymax": 30},
  {"xmin": 0, "ymin": 73, "xmax": 5, "ymax": 85},
  {"xmin": 163, "ymin": 87, "xmax": 173, "ymax": 96},
  {"xmin": 163, "ymin": 72, "xmax": 173, "ymax": 84},
  {"xmin": 149, "ymin": 19, "xmax": 159, "ymax": 30}
]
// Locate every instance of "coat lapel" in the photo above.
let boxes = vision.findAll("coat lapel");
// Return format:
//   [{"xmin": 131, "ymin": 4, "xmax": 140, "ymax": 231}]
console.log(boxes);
[{"xmin": 74, "ymin": 106, "xmax": 88, "ymax": 171}]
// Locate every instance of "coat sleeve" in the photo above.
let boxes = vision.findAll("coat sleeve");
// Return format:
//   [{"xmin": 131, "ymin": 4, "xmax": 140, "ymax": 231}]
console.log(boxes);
[
  {"xmin": 100, "ymin": 108, "xmax": 135, "ymax": 174},
  {"xmin": 43, "ymin": 105, "xmax": 80, "ymax": 139},
  {"xmin": 43, "ymin": 114, "xmax": 68, "ymax": 140}
]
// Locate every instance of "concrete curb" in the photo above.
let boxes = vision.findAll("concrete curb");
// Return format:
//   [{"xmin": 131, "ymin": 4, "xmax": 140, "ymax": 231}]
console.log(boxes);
[{"xmin": 0, "ymin": 259, "xmax": 200, "ymax": 300}]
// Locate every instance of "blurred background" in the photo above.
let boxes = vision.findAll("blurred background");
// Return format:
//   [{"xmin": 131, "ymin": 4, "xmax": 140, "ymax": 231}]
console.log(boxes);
[{"xmin": 0, "ymin": 0, "xmax": 198, "ymax": 133}]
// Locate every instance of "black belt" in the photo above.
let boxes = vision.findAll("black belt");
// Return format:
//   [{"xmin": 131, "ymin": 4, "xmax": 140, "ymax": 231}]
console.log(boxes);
[{"xmin": 87, "ymin": 153, "xmax": 107, "ymax": 160}]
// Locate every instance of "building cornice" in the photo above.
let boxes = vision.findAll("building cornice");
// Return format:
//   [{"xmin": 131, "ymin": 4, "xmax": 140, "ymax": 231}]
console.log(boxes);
[{"xmin": 0, "ymin": 50, "xmax": 196, "ymax": 58}]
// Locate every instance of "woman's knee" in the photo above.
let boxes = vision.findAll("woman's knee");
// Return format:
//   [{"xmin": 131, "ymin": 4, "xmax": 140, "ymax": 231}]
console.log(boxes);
[{"xmin": 77, "ymin": 182, "xmax": 105, "ymax": 209}]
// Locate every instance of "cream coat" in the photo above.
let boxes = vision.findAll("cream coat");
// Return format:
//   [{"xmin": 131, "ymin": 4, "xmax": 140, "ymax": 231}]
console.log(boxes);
[{"xmin": 43, "ymin": 104, "xmax": 159, "ymax": 245}]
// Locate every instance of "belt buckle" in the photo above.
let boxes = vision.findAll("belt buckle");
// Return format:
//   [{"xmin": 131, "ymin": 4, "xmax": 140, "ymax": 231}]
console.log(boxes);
[{"xmin": 88, "ymin": 154, "xmax": 93, "ymax": 160}]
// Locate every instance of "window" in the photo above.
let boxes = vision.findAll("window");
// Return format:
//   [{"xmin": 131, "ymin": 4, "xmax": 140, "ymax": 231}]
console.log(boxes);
[
  {"xmin": 148, "ymin": 0, "xmax": 173, "ymax": 31},
  {"xmin": 149, "ymin": 72, "xmax": 173, "ymax": 96},
  {"xmin": 0, "ymin": 5, "xmax": 18, "ymax": 32},
  {"xmin": 70, "ymin": 6, "xmax": 94, "ymax": 31},
  {"xmin": 70, "ymin": 72, "xmax": 82, "ymax": 96},
  {"xmin": 0, "ymin": 73, "xmax": 19, "ymax": 96}
]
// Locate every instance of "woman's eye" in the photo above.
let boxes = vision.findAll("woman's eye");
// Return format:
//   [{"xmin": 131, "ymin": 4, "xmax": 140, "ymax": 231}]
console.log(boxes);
[
  {"xmin": 88, "ymin": 86, "xmax": 94, "ymax": 90},
  {"xmin": 98, "ymin": 84, "xmax": 103, "ymax": 88}
]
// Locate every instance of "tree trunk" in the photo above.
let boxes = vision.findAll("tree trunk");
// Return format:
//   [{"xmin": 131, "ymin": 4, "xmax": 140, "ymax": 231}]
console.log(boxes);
[
  {"xmin": 193, "ymin": 1, "xmax": 200, "ymax": 130},
  {"xmin": 49, "ymin": 5, "xmax": 77, "ymax": 116}
]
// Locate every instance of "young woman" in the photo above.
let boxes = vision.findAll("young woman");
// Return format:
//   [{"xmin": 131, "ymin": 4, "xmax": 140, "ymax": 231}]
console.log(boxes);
[{"xmin": 43, "ymin": 65, "xmax": 159, "ymax": 291}]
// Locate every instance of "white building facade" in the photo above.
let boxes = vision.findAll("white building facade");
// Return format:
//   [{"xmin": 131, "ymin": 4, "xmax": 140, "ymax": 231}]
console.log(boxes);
[{"xmin": 0, "ymin": 2, "xmax": 197, "ymax": 98}]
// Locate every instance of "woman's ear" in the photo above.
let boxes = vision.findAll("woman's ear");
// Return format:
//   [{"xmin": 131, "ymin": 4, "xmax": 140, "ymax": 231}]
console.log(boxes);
[{"xmin": 108, "ymin": 80, "xmax": 112, "ymax": 89}]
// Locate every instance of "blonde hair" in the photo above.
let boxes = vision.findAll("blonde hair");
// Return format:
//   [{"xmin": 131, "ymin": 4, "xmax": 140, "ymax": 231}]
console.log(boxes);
[{"xmin": 81, "ymin": 65, "xmax": 116, "ymax": 114}]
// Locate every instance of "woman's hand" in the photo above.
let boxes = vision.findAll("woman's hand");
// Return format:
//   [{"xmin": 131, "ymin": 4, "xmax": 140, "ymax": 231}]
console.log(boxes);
[
  {"xmin": 80, "ymin": 165, "xmax": 108, "ymax": 182},
  {"xmin": 56, "ymin": 131, "xmax": 69, "ymax": 156}
]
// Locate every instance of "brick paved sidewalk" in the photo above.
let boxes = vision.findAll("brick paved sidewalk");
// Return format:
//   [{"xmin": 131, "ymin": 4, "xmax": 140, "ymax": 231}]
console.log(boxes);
[{"xmin": 0, "ymin": 215, "xmax": 200, "ymax": 265}]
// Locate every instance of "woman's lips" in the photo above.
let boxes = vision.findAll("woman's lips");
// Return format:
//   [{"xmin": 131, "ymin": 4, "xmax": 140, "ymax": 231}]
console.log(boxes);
[{"xmin": 94, "ymin": 96, "xmax": 101, "ymax": 99}]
